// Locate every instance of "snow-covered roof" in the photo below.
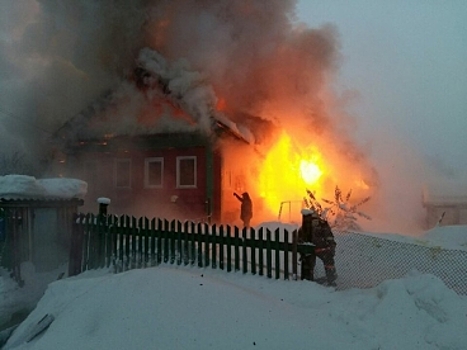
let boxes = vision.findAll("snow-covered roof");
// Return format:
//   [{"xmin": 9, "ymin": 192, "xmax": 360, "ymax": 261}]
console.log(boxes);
[{"xmin": 0, "ymin": 175, "xmax": 87, "ymax": 201}]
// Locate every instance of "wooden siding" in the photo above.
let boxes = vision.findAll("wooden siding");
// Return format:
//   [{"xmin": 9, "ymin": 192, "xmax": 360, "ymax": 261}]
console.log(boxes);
[{"xmin": 69, "ymin": 143, "xmax": 221, "ymax": 222}]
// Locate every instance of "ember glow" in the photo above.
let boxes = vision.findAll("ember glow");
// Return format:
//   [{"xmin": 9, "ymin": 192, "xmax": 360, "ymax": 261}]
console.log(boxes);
[
  {"xmin": 299, "ymin": 157, "xmax": 323, "ymax": 184},
  {"xmin": 258, "ymin": 132, "xmax": 326, "ymax": 215}
]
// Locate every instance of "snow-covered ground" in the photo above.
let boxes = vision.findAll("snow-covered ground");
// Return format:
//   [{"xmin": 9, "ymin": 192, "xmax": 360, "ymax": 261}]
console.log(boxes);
[{"xmin": 1, "ymin": 224, "xmax": 466, "ymax": 350}]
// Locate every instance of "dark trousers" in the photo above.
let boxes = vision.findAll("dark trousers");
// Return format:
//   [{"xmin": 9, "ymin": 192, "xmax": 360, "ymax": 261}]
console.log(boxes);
[{"xmin": 301, "ymin": 248, "xmax": 337, "ymax": 283}]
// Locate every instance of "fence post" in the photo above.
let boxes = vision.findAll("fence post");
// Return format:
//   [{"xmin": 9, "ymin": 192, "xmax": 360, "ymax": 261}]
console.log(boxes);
[
  {"xmin": 275, "ymin": 229, "xmax": 280, "ymax": 279},
  {"xmin": 170, "ymin": 220, "xmax": 176, "ymax": 264},
  {"xmin": 211, "ymin": 224, "xmax": 217, "ymax": 269},
  {"xmin": 95, "ymin": 198, "xmax": 111, "ymax": 270},
  {"xmin": 234, "ymin": 226, "xmax": 240, "ymax": 271},
  {"xmin": 156, "ymin": 219, "xmax": 163, "ymax": 265},
  {"xmin": 196, "ymin": 222, "xmax": 202, "ymax": 267},
  {"xmin": 203, "ymin": 223, "xmax": 209, "ymax": 267},
  {"xmin": 177, "ymin": 221, "xmax": 182, "ymax": 266},
  {"xmin": 144, "ymin": 217, "xmax": 150, "ymax": 268},
  {"xmin": 190, "ymin": 221, "xmax": 196, "ymax": 265},
  {"xmin": 97, "ymin": 198, "xmax": 110, "ymax": 216},
  {"xmin": 68, "ymin": 213, "xmax": 84, "ymax": 276},
  {"xmin": 226, "ymin": 225, "xmax": 232, "ymax": 272},
  {"xmin": 150, "ymin": 218, "xmax": 156, "ymax": 266},
  {"xmin": 242, "ymin": 228, "xmax": 248, "ymax": 274},
  {"xmin": 258, "ymin": 227, "xmax": 264, "ymax": 276},
  {"xmin": 292, "ymin": 229, "xmax": 298, "ymax": 280},
  {"xmin": 266, "ymin": 229, "xmax": 272, "ymax": 278},
  {"xmin": 250, "ymin": 228, "xmax": 256, "ymax": 275},
  {"xmin": 219, "ymin": 225, "xmax": 225, "ymax": 270},
  {"xmin": 284, "ymin": 230, "xmax": 289, "ymax": 280}
]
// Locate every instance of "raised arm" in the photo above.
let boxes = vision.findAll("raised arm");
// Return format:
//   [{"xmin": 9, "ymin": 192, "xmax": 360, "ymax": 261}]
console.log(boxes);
[{"xmin": 233, "ymin": 193, "xmax": 242, "ymax": 202}]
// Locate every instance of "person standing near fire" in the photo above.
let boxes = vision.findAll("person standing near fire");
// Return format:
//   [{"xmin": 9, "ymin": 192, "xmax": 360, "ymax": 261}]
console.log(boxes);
[
  {"xmin": 298, "ymin": 208, "xmax": 337, "ymax": 286},
  {"xmin": 233, "ymin": 192, "xmax": 253, "ymax": 228}
]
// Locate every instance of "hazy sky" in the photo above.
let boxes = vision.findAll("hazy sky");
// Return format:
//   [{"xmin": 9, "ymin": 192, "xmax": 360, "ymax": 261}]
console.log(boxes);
[{"xmin": 296, "ymin": 1, "xmax": 467, "ymax": 180}]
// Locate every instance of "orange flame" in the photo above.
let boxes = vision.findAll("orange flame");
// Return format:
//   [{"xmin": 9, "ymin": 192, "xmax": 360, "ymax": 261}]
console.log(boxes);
[{"xmin": 257, "ymin": 131, "xmax": 326, "ymax": 215}]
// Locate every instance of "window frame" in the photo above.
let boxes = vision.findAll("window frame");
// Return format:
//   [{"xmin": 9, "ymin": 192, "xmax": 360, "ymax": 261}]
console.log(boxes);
[
  {"xmin": 176, "ymin": 156, "xmax": 197, "ymax": 189},
  {"xmin": 144, "ymin": 157, "xmax": 164, "ymax": 189}
]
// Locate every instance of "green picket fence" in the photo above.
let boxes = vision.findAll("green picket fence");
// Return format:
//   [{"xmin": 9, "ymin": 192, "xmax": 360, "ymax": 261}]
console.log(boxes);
[{"xmin": 69, "ymin": 213, "xmax": 314, "ymax": 280}]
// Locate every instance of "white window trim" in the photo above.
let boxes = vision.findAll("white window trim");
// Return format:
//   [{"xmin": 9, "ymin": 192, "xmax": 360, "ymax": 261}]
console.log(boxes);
[
  {"xmin": 144, "ymin": 157, "xmax": 164, "ymax": 189},
  {"xmin": 114, "ymin": 158, "xmax": 132, "ymax": 188},
  {"xmin": 176, "ymin": 156, "xmax": 197, "ymax": 189}
]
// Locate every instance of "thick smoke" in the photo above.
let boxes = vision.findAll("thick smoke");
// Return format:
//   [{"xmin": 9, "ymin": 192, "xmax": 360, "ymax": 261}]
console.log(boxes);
[
  {"xmin": 0, "ymin": 0, "xmax": 150, "ymax": 162},
  {"xmin": 1, "ymin": 0, "xmax": 343, "ymax": 147}
]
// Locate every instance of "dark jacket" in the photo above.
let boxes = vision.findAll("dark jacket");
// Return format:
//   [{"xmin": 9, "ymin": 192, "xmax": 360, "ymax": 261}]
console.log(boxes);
[
  {"xmin": 234, "ymin": 192, "xmax": 253, "ymax": 221},
  {"xmin": 299, "ymin": 215, "xmax": 336, "ymax": 249}
]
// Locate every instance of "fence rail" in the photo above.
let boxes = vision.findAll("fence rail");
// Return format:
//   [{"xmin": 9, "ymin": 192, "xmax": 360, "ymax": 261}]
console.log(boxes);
[{"xmin": 69, "ymin": 213, "xmax": 313, "ymax": 280}]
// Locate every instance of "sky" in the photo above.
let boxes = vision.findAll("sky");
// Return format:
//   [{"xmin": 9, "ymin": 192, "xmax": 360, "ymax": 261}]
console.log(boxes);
[
  {"xmin": 1, "ymin": 176, "xmax": 466, "ymax": 349},
  {"xmin": 296, "ymin": 1, "xmax": 467, "ymax": 178}
]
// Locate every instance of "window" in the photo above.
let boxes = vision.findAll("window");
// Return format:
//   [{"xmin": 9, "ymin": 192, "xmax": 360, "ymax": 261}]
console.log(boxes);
[
  {"xmin": 176, "ymin": 156, "xmax": 197, "ymax": 188},
  {"xmin": 144, "ymin": 157, "xmax": 164, "ymax": 188},
  {"xmin": 114, "ymin": 158, "xmax": 131, "ymax": 188}
]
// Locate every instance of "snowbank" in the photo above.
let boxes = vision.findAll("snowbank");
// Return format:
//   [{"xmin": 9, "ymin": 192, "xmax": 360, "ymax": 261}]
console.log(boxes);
[{"xmin": 3, "ymin": 266, "xmax": 467, "ymax": 350}]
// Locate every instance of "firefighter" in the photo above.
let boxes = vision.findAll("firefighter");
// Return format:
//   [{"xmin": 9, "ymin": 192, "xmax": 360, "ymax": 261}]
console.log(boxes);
[
  {"xmin": 233, "ymin": 192, "xmax": 253, "ymax": 228},
  {"xmin": 298, "ymin": 208, "xmax": 337, "ymax": 286}
]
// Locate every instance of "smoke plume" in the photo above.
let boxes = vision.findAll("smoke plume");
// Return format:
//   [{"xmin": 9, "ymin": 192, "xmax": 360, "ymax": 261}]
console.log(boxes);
[{"xmin": 1, "ymin": 0, "xmax": 345, "ymax": 144}]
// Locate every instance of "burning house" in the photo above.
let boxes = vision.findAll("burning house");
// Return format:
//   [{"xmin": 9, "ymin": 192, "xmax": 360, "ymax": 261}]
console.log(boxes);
[
  {"xmin": 52, "ymin": 47, "xmax": 376, "ymax": 226},
  {"xmin": 46, "ymin": 2, "xmax": 378, "ymax": 226},
  {"xmin": 53, "ymin": 50, "xmax": 260, "ymax": 223}
]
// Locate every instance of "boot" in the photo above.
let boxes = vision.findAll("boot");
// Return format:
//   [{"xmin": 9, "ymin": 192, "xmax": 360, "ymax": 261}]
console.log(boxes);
[
  {"xmin": 301, "ymin": 262, "xmax": 314, "ymax": 281},
  {"xmin": 325, "ymin": 268, "xmax": 337, "ymax": 286}
]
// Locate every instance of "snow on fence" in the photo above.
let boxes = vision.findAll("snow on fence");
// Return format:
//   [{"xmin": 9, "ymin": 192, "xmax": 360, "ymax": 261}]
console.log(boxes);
[
  {"xmin": 69, "ymin": 213, "xmax": 313, "ymax": 281},
  {"xmin": 70, "ymin": 213, "xmax": 467, "ymax": 296}
]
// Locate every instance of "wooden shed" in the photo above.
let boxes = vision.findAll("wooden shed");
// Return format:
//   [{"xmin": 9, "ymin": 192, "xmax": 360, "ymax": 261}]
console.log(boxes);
[
  {"xmin": 0, "ymin": 197, "xmax": 83, "ymax": 285},
  {"xmin": 0, "ymin": 175, "xmax": 86, "ymax": 285}
]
